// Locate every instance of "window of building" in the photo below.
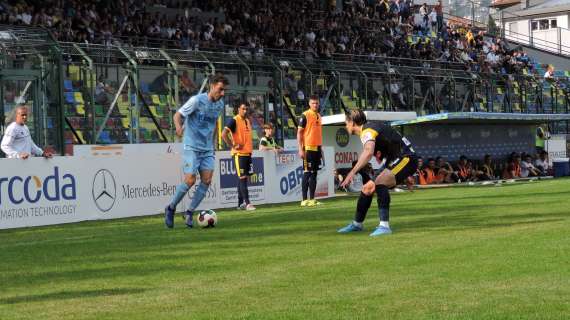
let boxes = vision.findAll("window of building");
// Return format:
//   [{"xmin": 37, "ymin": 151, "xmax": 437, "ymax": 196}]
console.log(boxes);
[
  {"xmin": 550, "ymin": 19, "xmax": 557, "ymax": 28},
  {"xmin": 531, "ymin": 21, "xmax": 538, "ymax": 31},
  {"xmin": 539, "ymin": 19, "xmax": 550, "ymax": 30}
]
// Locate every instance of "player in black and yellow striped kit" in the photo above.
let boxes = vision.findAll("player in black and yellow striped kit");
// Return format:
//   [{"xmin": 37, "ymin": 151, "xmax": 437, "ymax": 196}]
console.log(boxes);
[{"xmin": 339, "ymin": 110, "xmax": 418, "ymax": 236}]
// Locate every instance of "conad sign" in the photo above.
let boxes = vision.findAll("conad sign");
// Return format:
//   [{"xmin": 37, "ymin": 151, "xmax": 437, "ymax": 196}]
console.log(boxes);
[{"xmin": 322, "ymin": 126, "xmax": 363, "ymax": 169}]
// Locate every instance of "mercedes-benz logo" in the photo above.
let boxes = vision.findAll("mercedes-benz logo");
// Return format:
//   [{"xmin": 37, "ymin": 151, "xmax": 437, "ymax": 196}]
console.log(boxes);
[{"xmin": 92, "ymin": 169, "xmax": 117, "ymax": 212}]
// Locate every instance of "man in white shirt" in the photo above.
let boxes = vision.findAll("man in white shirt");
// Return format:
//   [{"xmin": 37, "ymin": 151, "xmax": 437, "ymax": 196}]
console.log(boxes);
[
  {"xmin": 520, "ymin": 154, "xmax": 540, "ymax": 177},
  {"xmin": 534, "ymin": 151, "xmax": 550, "ymax": 175},
  {"xmin": 1, "ymin": 106, "xmax": 53, "ymax": 159}
]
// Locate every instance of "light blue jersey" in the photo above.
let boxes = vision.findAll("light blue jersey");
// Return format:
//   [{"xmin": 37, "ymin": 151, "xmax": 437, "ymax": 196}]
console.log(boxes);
[{"xmin": 178, "ymin": 92, "xmax": 224, "ymax": 152}]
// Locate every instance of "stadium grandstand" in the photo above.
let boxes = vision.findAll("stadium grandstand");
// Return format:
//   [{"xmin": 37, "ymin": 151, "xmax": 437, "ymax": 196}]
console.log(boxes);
[{"xmin": 0, "ymin": 0, "xmax": 569, "ymax": 175}]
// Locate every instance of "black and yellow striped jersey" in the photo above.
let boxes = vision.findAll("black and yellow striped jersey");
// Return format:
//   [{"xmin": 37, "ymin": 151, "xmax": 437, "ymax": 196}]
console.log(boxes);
[{"xmin": 360, "ymin": 121, "xmax": 415, "ymax": 163}]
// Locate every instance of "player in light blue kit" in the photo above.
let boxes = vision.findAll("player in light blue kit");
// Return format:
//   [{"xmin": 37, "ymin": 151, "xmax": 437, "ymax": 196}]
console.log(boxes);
[{"xmin": 165, "ymin": 75, "xmax": 228, "ymax": 228}]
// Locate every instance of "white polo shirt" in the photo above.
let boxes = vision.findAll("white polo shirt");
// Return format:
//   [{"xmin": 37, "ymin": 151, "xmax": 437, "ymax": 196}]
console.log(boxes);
[{"xmin": 1, "ymin": 122, "xmax": 44, "ymax": 158}]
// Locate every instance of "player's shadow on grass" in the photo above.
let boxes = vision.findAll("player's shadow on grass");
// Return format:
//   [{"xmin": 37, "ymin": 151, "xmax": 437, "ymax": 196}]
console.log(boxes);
[
  {"xmin": 0, "ymin": 288, "xmax": 146, "ymax": 305},
  {"xmin": 395, "ymin": 209, "xmax": 568, "ymax": 232},
  {"xmin": 1, "ymin": 266, "xmax": 162, "ymax": 290}
]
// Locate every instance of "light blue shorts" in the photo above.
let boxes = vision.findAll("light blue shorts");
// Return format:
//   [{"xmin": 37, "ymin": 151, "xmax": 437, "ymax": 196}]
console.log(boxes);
[{"xmin": 183, "ymin": 149, "xmax": 215, "ymax": 174}]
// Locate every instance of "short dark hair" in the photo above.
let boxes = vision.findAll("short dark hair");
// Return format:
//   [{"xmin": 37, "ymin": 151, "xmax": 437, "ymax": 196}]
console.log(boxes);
[
  {"xmin": 309, "ymin": 95, "xmax": 319, "ymax": 101},
  {"xmin": 459, "ymin": 155, "xmax": 468, "ymax": 161},
  {"xmin": 263, "ymin": 123, "xmax": 274, "ymax": 129},
  {"xmin": 345, "ymin": 109, "xmax": 367, "ymax": 126},
  {"xmin": 427, "ymin": 158, "xmax": 435, "ymax": 162},
  {"xmin": 210, "ymin": 74, "xmax": 229, "ymax": 86},
  {"xmin": 234, "ymin": 102, "xmax": 248, "ymax": 114}
]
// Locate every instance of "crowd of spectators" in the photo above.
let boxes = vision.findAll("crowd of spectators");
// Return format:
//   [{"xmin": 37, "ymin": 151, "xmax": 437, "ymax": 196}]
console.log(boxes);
[
  {"xmin": 0, "ymin": 0, "xmax": 540, "ymax": 76},
  {"xmin": 335, "ymin": 150, "xmax": 552, "ymax": 192},
  {"xmin": 413, "ymin": 151, "xmax": 551, "ymax": 186}
]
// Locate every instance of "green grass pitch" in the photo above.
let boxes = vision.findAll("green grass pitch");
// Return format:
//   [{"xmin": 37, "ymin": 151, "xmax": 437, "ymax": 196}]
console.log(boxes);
[{"xmin": 1, "ymin": 179, "xmax": 569, "ymax": 319}]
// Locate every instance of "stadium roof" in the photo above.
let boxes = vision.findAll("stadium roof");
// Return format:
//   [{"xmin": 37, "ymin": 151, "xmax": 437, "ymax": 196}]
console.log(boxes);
[
  {"xmin": 322, "ymin": 111, "xmax": 417, "ymax": 125},
  {"xmin": 390, "ymin": 112, "xmax": 570, "ymax": 125},
  {"xmin": 503, "ymin": 0, "xmax": 570, "ymax": 17},
  {"xmin": 490, "ymin": 0, "xmax": 521, "ymax": 8}
]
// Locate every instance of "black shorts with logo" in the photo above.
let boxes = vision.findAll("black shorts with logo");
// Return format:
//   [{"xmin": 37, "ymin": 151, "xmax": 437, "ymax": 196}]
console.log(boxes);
[
  {"xmin": 233, "ymin": 154, "xmax": 253, "ymax": 177},
  {"xmin": 387, "ymin": 154, "xmax": 418, "ymax": 184},
  {"xmin": 303, "ymin": 147, "xmax": 322, "ymax": 173}
]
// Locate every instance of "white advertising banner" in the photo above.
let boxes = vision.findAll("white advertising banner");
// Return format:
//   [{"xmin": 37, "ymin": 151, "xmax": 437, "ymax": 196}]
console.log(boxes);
[
  {"xmin": 545, "ymin": 137, "xmax": 568, "ymax": 165},
  {"xmin": 264, "ymin": 147, "xmax": 335, "ymax": 203},
  {"xmin": 322, "ymin": 126, "xmax": 362, "ymax": 169},
  {"xmin": 0, "ymin": 154, "xmax": 181, "ymax": 230},
  {"xmin": 74, "ymin": 143, "xmax": 181, "ymax": 156},
  {"xmin": 1, "ymin": 149, "xmax": 335, "ymax": 230}
]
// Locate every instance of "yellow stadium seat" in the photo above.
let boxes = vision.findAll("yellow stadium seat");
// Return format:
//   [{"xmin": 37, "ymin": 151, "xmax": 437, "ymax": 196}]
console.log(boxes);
[
  {"xmin": 76, "ymin": 104, "xmax": 85, "ymax": 116},
  {"xmin": 76, "ymin": 131, "xmax": 84, "ymax": 143},
  {"xmin": 74, "ymin": 92, "xmax": 84, "ymax": 104},
  {"xmin": 69, "ymin": 65, "xmax": 80, "ymax": 81},
  {"xmin": 341, "ymin": 96, "xmax": 356, "ymax": 109},
  {"xmin": 287, "ymin": 119, "xmax": 295, "ymax": 128},
  {"xmin": 149, "ymin": 106, "xmax": 158, "ymax": 117},
  {"xmin": 152, "ymin": 95, "xmax": 161, "ymax": 105}
]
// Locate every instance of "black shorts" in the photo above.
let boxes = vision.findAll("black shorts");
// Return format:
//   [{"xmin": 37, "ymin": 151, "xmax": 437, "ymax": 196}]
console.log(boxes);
[
  {"xmin": 303, "ymin": 147, "xmax": 322, "ymax": 173},
  {"xmin": 233, "ymin": 154, "xmax": 253, "ymax": 177},
  {"xmin": 387, "ymin": 155, "xmax": 418, "ymax": 184}
]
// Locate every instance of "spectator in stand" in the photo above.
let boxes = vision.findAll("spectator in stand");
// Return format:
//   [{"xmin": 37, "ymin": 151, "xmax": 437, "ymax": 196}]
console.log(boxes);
[
  {"xmin": 419, "ymin": 4, "xmax": 429, "ymax": 31},
  {"xmin": 421, "ymin": 158, "xmax": 442, "ymax": 185},
  {"xmin": 544, "ymin": 65, "xmax": 555, "ymax": 80},
  {"xmin": 503, "ymin": 153, "xmax": 522, "ymax": 179},
  {"xmin": 434, "ymin": 0, "xmax": 443, "ymax": 32},
  {"xmin": 521, "ymin": 154, "xmax": 541, "ymax": 177},
  {"xmin": 95, "ymin": 75, "xmax": 114, "ymax": 105},
  {"xmin": 535, "ymin": 150, "xmax": 550, "ymax": 175},
  {"xmin": 455, "ymin": 155, "xmax": 472, "ymax": 182},
  {"xmin": 436, "ymin": 156, "xmax": 456, "ymax": 183},
  {"xmin": 429, "ymin": 8, "xmax": 437, "ymax": 33},
  {"xmin": 480, "ymin": 154, "xmax": 496, "ymax": 180},
  {"xmin": 415, "ymin": 157, "xmax": 426, "ymax": 185},
  {"xmin": 180, "ymin": 70, "xmax": 198, "ymax": 101},
  {"xmin": 1, "ymin": 106, "xmax": 53, "ymax": 159}
]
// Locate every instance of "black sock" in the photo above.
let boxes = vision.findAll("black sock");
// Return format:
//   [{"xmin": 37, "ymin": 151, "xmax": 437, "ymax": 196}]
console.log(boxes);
[
  {"xmin": 242, "ymin": 178, "xmax": 250, "ymax": 204},
  {"xmin": 302, "ymin": 172, "xmax": 310, "ymax": 201},
  {"xmin": 239, "ymin": 178, "xmax": 250, "ymax": 205},
  {"xmin": 376, "ymin": 184, "xmax": 391, "ymax": 221},
  {"xmin": 355, "ymin": 192, "xmax": 374, "ymax": 223},
  {"xmin": 237, "ymin": 179, "xmax": 243, "ymax": 206},
  {"xmin": 309, "ymin": 172, "xmax": 317, "ymax": 199}
]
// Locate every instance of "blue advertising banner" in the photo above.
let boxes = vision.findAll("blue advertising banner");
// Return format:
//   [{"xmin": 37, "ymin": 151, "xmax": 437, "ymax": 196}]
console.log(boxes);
[{"xmin": 219, "ymin": 156, "xmax": 265, "ymax": 205}]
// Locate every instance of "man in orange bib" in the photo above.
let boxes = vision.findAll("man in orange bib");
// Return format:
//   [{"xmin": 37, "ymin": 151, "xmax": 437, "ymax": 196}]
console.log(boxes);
[
  {"xmin": 222, "ymin": 103, "xmax": 256, "ymax": 211},
  {"xmin": 297, "ymin": 95, "xmax": 323, "ymax": 207}
]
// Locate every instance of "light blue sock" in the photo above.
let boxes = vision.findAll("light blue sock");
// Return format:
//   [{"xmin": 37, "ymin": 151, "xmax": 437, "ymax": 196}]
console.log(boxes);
[
  {"xmin": 189, "ymin": 182, "xmax": 209, "ymax": 212},
  {"xmin": 169, "ymin": 183, "xmax": 190, "ymax": 209}
]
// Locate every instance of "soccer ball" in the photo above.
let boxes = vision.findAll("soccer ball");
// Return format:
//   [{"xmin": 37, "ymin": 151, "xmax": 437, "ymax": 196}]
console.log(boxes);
[{"xmin": 197, "ymin": 210, "xmax": 217, "ymax": 228}]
